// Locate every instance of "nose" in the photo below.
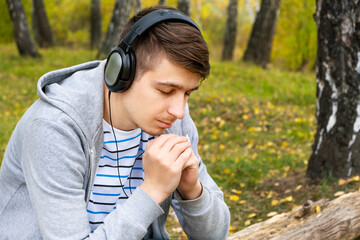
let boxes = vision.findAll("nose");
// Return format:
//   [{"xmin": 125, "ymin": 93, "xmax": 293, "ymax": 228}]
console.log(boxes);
[{"xmin": 168, "ymin": 95, "xmax": 186, "ymax": 120}]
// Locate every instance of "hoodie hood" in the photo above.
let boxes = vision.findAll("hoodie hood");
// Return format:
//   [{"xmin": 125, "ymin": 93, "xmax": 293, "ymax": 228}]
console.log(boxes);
[{"xmin": 37, "ymin": 60, "xmax": 106, "ymax": 142}]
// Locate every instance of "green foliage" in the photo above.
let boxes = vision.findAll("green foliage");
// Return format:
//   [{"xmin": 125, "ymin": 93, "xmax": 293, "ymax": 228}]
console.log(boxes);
[
  {"xmin": 45, "ymin": 0, "xmax": 90, "ymax": 47},
  {"xmin": 272, "ymin": 0, "xmax": 317, "ymax": 70},
  {"xmin": 0, "ymin": 1, "xmax": 13, "ymax": 43}
]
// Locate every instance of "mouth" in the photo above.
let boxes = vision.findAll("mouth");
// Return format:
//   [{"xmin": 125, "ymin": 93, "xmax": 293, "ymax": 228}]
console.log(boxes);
[{"xmin": 157, "ymin": 120, "xmax": 173, "ymax": 129}]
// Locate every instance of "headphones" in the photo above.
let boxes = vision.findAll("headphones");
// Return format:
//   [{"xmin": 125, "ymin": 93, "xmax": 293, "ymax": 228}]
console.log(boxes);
[{"xmin": 104, "ymin": 9, "xmax": 200, "ymax": 93}]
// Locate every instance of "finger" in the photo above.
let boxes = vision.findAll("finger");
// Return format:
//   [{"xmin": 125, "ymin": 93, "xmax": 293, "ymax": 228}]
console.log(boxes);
[
  {"xmin": 183, "ymin": 152, "xmax": 198, "ymax": 169},
  {"xmin": 162, "ymin": 135, "xmax": 189, "ymax": 153},
  {"xmin": 175, "ymin": 147, "xmax": 192, "ymax": 170},
  {"xmin": 146, "ymin": 134, "xmax": 177, "ymax": 150},
  {"xmin": 168, "ymin": 141, "xmax": 191, "ymax": 161}
]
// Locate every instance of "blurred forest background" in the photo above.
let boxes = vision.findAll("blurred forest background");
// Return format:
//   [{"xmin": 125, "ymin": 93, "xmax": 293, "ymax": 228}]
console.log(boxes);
[
  {"xmin": 0, "ymin": 0, "xmax": 317, "ymax": 70},
  {"xmin": 2, "ymin": 0, "xmax": 360, "ymax": 238}
]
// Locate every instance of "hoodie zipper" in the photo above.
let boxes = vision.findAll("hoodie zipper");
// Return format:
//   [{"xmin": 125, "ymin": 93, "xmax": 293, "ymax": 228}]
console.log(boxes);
[{"xmin": 85, "ymin": 145, "xmax": 94, "ymax": 205}]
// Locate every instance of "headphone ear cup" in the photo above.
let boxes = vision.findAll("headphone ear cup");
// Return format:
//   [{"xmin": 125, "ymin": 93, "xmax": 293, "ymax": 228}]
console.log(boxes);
[
  {"xmin": 104, "ymin": 47, "xmax": 124, "ymax": 92},
  {"xmin": 104, "ymin": 46, "xmax": 136, "ymax": 93}
]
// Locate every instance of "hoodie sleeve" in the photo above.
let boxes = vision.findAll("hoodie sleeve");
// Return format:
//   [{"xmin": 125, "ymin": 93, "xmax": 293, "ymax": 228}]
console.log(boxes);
[
  {"xmin": 21, "ymin": 114, "xmax": 164, "ymax": 240},
  {"xmin": 170, "ymin": 106, "xmax": 231, "ymax": 240}
]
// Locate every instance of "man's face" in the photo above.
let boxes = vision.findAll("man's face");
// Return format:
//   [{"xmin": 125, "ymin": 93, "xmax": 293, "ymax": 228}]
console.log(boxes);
[{"xmin": 120, "ymin": 57, "xmax": 200, "ymax": 135}]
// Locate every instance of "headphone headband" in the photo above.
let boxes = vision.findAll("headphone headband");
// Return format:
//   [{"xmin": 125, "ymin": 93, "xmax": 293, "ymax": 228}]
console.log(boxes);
[
  {"xmin": 104, "ymin": 9, "xmax": 201, "ymax": 92},
  {"xmin": 120, "ymin": 9, "xmax": 200, "ymax": 52}
]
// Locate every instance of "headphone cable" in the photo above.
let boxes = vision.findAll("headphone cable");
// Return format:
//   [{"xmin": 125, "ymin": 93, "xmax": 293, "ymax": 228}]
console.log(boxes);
[{"xmin": 108, "ymin": 91, "xmax": 129, "ymax": 199}]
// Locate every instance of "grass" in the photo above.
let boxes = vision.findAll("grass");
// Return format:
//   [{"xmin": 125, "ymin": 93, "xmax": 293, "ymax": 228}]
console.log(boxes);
[{"xmin": 1, "ymin": 44, "xmax": 359, "ymax": 238}]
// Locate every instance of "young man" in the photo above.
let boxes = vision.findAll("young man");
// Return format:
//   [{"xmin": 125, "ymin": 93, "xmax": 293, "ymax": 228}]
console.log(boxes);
[{"xmin": 0, "ymin": 6, "xmax": 230, "ymax": 240}]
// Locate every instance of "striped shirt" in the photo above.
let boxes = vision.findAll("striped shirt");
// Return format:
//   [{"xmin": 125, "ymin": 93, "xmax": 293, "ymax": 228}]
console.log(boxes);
[{"xmin": 87, "ymin": 119, "xmax": 153, "ymax": 231}]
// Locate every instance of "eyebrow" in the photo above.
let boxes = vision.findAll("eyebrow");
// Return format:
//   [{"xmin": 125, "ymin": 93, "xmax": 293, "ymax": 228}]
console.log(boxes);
[{"xmin": 155, "ymin": 82, "xmax": 200, "ymax": 92}]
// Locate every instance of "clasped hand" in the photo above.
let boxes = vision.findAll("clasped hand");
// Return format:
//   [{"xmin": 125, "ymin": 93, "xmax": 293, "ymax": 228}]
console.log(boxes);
[{"xmin": 140, "ymin": 134, "xmax": 202, "ymax": 204}]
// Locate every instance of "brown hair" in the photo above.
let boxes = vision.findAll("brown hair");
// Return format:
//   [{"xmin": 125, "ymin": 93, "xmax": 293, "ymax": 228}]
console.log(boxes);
[{"xmin": 120, "ymin": 5, "xmax": 210, "ymax": 81}]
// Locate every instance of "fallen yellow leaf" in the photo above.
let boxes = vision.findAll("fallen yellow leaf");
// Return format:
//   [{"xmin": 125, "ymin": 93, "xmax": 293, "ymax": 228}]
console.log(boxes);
[
  {"xmin": 280, "ymin": 196, "xmax": 293, "ymax": 203},
  {"xmin": 295, "ymin": 118, "xmax": 302, "ymax": 123},
  {"xmin": 351, "ymin": 175, "xmax": 360, "ymax": 182},
  {"xmin": 231, "ymin": 189, "xmax": 242, "ymax": 194},
  {"xmin": 338, "ymin": 179, "xmax": 347, "ymax": 186},
  {"xmin": 292, "ymin": 204, "xmax": 300, "ymax": 211},
  {"xmin": 334, "ymin": 191, "xmax": 345, "ymax": 197},
  {"xmin": 247, "ymin": 213, "xmax": 256, "ymax": 218},
  {"xmin": 295, "ymin": 185, "xmax": 302, "ymax": 191},
  {"xmin": 315, "ymin": 205, "xmax": 321, "ymax": 213},
  {"xmin": 267, "ymin": 212, "xmax": 278, "ymax": 217},
  {"xmin": 244, "ymin": 220, "xmax": 251, "ymax": 226},
  {"xmin": 229, "ymin": 195, "xmax": 240, "ymax": 201},
  {"xmin": 223, "ymin": 168, "xmax": 231, "ymax": 174},
  {"xmin": 271, "ymin": 199, "xmax": 279, "ymax": 206}
]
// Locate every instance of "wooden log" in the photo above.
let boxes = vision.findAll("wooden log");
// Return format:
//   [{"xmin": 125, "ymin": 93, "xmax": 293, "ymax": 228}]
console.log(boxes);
[{"xmin": 228, "ymin": 191, "xmax": 360, "ymax": 240}]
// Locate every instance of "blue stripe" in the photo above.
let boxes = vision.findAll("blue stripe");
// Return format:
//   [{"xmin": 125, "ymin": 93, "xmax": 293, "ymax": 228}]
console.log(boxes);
[
  {"xmin": 100, "ymin": 155, "xmax": 137, "ymax": 161},
  {"xmin": 104, "ymin": 132, "xmax": 142, "ymax": 144},
  {"xmin": 87, "ymin": 209, "xmax": 110, "ymax": 214},
  {"xmin": 96, "ymin": 174, "xmax": 128, "ymax": 178},
  {"xmin": 123, "ymin": 187, "xmax": 137, "ymax": 190},
  {"xmin": 92, "ymin": 192, "xmax": 121, "ymax": 196}
]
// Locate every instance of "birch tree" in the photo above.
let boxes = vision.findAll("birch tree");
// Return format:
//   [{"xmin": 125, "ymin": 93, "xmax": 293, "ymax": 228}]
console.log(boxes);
[
  {"xmin": 31, "ymin": 0, "xmax": 53, "ymax": 48},
  {"xmin": 177, "ymin": 0, "xmax": 191, "ymax": 16},
  {"xmin": 307, "ymin": 0, "xmax": 360, "ymax": 181},
  {"xmin": 6, "ymin": 0, "xmax": 39, "ymax": 57},
  {"xmin": 91, "ymin": 0, "xmax": 101, "ymax": 49},
  {"xmin": 243, "ymin": 0, "xmax": 281, "ymax": 68},
  {"xmin": 133, "ymin": 0, "xmax": 142, "ymax": 14},
  {"xmin": 222, "ymin": 0, "xmax": 238, "ymax": 61},
  {"xmin": 98, "ymin": 0, "xmax": 132, "ymax": 58}
]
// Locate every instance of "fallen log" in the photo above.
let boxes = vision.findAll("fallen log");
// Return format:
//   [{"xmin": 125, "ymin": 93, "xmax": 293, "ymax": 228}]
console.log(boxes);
[{"xmin": 227, "ymin": 191, "xmax": 360, "ymax": 240}]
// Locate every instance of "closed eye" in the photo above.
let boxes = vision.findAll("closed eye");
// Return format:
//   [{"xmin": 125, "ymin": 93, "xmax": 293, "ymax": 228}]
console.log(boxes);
[{"xmin": 159, "ymin": 89, "xmax": 174, "ymax": 95}]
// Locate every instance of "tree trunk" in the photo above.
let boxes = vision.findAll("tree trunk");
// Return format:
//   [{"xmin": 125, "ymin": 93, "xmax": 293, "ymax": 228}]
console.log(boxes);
[
  {"xmin": 91, "ymin": 0, "xmax": 101, "ymax": 49},
  {"xmin": 177, "ymin": 0, "xmax": 191, "ymax": 16},
  {"xmin": 221, "ymin": 0, "xmax": 238, "ymax": 61},
  {"xmin": 242, "ymin": 0, "xmax": 281, "ymax": 68},
  {"xmin": 228, "ymin": 191, "xmax": 360, "ymax": 240},
  {"xmin": 31, "ymin": 0, "xmax": 53, "ymax": 48},
  {"xmin": 159, "ymin": 0, "xmax": 166, "ymax": 5},
  {"xmin": 246, "ymin": 0, "xmax": 255, "ymax": 22},
  {"xmin": 133, "ymin": 0, "xmax": 142, "ymax": 15},
  {"xmin": 306, "ymin": 0, "xmax": 360, "ymax": 182},
  {"xmin": 6, "ymin": 0, "xmax": 39, "ymax": 57},
  {"xmin": 97, "ymin": 0, "xmax": 132, "ymax": 58}
]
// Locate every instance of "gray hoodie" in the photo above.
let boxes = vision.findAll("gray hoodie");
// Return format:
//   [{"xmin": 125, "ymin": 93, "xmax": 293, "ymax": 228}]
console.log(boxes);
[{"xmin": 0, "ymin": 60, "xmax": 230, "ymax": 240}]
